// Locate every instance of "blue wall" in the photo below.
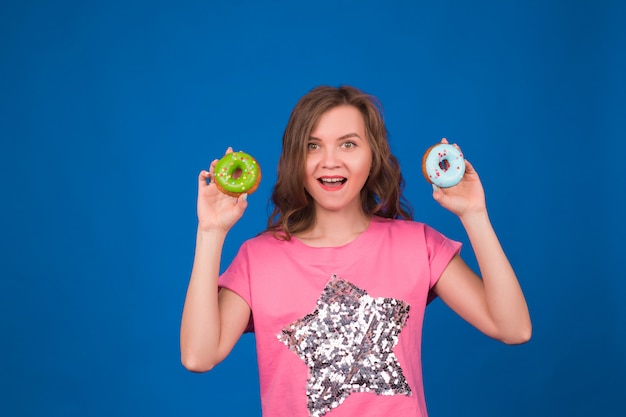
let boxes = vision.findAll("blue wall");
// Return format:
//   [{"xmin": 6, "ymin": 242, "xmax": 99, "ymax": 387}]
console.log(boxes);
[{"xmin": 1, "ymin": 1, "xmax": 625, "ymax": 416}]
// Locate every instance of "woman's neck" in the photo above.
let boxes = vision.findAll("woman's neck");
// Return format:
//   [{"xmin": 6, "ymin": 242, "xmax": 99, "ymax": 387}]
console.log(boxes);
[{"xmin": 295, "ymin": 209, "xmax": 371, "ymax": 247}]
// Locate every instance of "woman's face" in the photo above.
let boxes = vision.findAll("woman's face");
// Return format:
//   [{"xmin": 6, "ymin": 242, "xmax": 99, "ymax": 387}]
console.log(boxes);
[{"xmin": 304, "ymin": 105, "xmax": 373, "ymax": 216}]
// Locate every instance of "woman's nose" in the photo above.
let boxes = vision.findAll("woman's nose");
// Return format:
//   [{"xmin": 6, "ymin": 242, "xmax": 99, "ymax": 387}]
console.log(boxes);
[{"xmin": 321, "ymin": 147, "xmax": 340, "ymax": 168}]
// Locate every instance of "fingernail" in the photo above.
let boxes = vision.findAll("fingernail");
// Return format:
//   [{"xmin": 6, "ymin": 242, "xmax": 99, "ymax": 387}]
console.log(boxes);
[
  {"xmin": 242, "ymin": 193, "xmax": 248, "ymax": 201},
  {"xmin": 432, "ymin": 184, "xmax": 440, "ymax": 192}
]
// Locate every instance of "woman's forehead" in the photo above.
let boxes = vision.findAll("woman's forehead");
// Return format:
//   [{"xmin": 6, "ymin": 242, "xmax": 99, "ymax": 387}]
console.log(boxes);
[{"xmin": 310, "ymin": 105, "xmax": 366, "ymax": 139}]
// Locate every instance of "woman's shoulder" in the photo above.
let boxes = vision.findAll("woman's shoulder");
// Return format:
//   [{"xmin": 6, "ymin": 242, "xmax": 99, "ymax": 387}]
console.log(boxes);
[
  {"xmin": 371, "ymin": 216, "xmax": 452, "ymax": 244},
  {"xmin": 240, "ymin": 230, "xmax": 293, "ymax": 249},
  {"xmin": 371, "ymin": 216, "xmax": 429, "ymax": 233}
]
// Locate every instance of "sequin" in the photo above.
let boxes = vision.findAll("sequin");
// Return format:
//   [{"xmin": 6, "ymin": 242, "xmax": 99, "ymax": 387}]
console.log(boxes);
[{"xmin": 277, "ymin": 275, "xmax": 412, "ymax": 417}]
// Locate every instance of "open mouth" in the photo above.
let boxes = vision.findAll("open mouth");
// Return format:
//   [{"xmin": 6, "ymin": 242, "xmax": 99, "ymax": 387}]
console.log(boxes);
[{"xmin": 318, "ymin": 177, "xmax": 347, "ymax": 186}]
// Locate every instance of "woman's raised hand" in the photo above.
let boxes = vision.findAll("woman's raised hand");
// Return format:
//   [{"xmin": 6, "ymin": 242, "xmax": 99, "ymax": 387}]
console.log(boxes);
[
  {"xmin": 197, "ymin": 148, "xmax": 248, "ymax": 233},
  {"xmin": 431, "ymin": 139, "xmax": 487, "ymax": 219}
]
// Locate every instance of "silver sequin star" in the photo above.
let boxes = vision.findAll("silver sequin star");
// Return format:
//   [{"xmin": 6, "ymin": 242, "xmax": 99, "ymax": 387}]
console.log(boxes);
[{"xmin": 277, "ymin": 276, "xmax": 412, "ymax": 417}]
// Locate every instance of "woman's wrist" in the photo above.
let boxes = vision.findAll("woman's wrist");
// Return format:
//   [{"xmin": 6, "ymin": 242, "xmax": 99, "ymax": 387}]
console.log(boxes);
[
  {"xmin": 459, "ymin": 209, "xmax": 491, "ymax": 232},
  {"xmin": 196, "ymin": 226, "xmax": 228, "ymax": 243}
]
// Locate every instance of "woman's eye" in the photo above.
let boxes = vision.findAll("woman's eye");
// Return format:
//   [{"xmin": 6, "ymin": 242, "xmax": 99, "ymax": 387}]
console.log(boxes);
[
  {"xmin": 307, "ymin": 143, "xmax": 319, "ymax": 151},
  {"xmin": 341, "ymin": 141, "xmax": 356, "ymax": 149}
]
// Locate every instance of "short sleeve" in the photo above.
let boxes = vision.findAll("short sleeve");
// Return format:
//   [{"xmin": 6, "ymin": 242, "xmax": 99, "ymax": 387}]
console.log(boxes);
[
  {"xmin": 218, "ymin": 242, "xmax": 254, "ymax": 332},
  {"xmin": 424, "ymin": 225, "xmax": 462, "ymax": 303}
]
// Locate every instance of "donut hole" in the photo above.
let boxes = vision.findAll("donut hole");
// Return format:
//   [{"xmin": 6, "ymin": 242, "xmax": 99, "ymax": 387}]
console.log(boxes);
[
  {"xmin": 439, "ymin": 159, "xmax": 451, "ymax": 172},
  {"xmin": 232, "ymin": 167, "xmax": 243, "ymax": 180}
]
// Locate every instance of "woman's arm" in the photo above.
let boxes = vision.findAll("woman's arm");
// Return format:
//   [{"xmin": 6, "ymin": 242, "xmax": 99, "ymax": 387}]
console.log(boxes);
[
  {"xmin": 432, "ymin": 214, "xmax": 531, "ymax": 344},
  {"xmin": 180, "ymin": 154, "xmax": 252, "ymax": 372},
  {"xmin": 430, "ymin": 142, "xmax": 531, "ymax": 344}
]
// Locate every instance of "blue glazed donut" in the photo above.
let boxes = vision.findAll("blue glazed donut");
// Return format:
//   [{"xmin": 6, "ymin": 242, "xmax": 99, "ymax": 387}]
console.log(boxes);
[{"xmin": 421, "ymin": 143, "xmax": 466, "ymax": 188}]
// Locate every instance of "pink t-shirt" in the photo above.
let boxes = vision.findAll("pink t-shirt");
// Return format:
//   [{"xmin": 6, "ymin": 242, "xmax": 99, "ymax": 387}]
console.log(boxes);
[{"xmin": 219, "ymin": 216, "xmax": 461, "ymax": 417}]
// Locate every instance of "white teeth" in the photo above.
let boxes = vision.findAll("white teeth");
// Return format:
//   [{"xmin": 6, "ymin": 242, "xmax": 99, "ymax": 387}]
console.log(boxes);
[{"xmin": 320, "ymin": 178, "xmax": 345, "ymax": 183}]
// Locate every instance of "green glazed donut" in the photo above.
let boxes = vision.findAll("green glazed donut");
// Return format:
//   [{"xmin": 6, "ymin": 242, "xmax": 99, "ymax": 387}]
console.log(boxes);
[{"xmin": 214, "ymin": 151, "xmax": 261, "ymax": 197}]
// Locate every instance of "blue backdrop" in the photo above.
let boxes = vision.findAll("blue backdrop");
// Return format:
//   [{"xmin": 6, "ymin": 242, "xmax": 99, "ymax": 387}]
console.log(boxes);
[{"xmin": 1, "ymin": 1, "xmax": 625, "ymax": 416}]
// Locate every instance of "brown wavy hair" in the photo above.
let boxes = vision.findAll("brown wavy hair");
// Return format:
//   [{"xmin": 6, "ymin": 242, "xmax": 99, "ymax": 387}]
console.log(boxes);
[{"xmin": 266, "ymin": 85, "xmax": 413, "ymax": 239}]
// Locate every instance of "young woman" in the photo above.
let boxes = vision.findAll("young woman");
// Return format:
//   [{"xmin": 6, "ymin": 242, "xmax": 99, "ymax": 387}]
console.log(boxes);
[{"xmin": 180, "ymin": 85, "xmax": 531, "ymax": 417}]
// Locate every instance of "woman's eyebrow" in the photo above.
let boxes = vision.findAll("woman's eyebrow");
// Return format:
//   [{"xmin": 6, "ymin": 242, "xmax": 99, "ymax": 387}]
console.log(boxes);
[
  {"xmin": 309, "ymin": 132, "xmax": 363, "ymax": 141},
  {"xmin": 337, "ymin": 133, "xmax": 362, "ymax": 141}
]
